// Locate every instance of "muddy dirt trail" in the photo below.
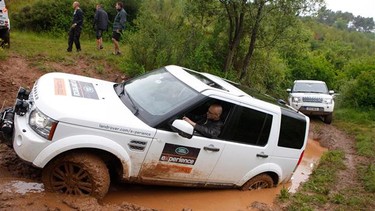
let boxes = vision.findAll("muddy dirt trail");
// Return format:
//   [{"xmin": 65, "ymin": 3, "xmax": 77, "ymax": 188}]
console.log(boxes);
[{"xmin": 0, "ymin": 54, "xmax": 357, "ymax": 210}]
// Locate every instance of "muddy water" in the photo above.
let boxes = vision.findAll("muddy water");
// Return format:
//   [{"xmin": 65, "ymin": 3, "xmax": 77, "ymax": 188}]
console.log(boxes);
[
  {"xmin": 103, "ymin": 139, "xmax": 327, "ymax": 210},
  {"xmin": 289, "ymin": 139, "xmax": 327, "ymax": 193}
]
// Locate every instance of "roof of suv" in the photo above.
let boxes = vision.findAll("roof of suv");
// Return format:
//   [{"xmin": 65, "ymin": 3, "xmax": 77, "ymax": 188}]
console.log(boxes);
[
  {"xmin": 166, "ymin": 65, "xmax": 293, "ymax": 111},
  {"xmin": 294, "ymin": 80, "xmax": 325, "ymax": 84}
]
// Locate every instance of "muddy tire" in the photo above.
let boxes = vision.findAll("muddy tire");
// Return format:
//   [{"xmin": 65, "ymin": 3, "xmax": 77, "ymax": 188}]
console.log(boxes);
[
  {"xmin": 240, "ymin": 174, "xmax": 274, "ymax": 190},
  {"xmin": 42, "ymin": 152, "xmax": 110, "ymax": 199},
  {"xmin": 323, "ymin": 113, "xmax": 333, "ymax": 124}
]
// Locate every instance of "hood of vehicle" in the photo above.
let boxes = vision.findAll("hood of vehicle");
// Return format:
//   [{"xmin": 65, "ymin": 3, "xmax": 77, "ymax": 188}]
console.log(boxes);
[{"xmin": 30, "ymin": 72, "xmax": 154, "ymax": 136}]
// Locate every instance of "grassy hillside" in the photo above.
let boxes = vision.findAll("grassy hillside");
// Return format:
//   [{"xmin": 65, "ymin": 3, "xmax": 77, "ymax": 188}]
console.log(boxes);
[{"xmin": 3, "ymin": 31, "xmax": 137, "ymax": 75}]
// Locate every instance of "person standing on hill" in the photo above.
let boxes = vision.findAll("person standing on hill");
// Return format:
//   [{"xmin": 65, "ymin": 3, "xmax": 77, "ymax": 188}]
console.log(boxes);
[
  {"xmin": 67, "ymin": 1, "xmax": 84, "ymax": 52},
  {"xmin": 94, "ymin": 4, "xmax": 108, "ymax": 50},
  {"xmin": 112, "ymin": 2, "xmax": 127, "ymax": 55}
]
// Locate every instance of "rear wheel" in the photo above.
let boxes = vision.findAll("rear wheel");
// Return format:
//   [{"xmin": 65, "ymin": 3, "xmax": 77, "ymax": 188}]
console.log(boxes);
[
  {"xmin": 0, "ymin": 29, "xmax": 10, "ymax": 48},
  {"xmin": 323, "ymin": 113, "xmax": 333, "ymax": 124},
  {"xmin": 240, "ymin": 174, "xmax": 274, "ymax": 190},
  {"xmin": 42, "ymin": 152, "xmax": 110, "ymax": 199}
]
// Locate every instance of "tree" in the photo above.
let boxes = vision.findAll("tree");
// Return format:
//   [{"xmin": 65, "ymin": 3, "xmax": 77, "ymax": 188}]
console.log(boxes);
[
  {"xmin": 219, "ymin": 0, "xmax": 247, "ymax": 72},
  {"xmin": 219, "ymin": 0, "xmax": 324, "ymax": 80}
]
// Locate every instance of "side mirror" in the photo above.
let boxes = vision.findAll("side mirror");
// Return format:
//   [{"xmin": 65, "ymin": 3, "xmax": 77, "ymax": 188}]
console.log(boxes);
[
  {"xmin": 171, "ymin": 119, "xmax": 194, "ymax": 139},
  {"xmin": 286, "ymin": 88, "xmax": 291, "ymax": 93},
  {"xmin": 278, "ymin": 99, "xmax": 287, "ymax": 105},
  {"xmin": 329, "ymin": 90, "xmax": 335, "ymax": 95}
]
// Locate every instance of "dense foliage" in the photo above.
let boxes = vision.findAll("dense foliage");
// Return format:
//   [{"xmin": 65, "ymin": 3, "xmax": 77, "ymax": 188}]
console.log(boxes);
[
  {"xmin": 7, "ymin": 0, "xmax": 375, "ymax": 109},
  {"xmin": 10, "ymin": 0, "xmax": 141, "ymax": 37}
]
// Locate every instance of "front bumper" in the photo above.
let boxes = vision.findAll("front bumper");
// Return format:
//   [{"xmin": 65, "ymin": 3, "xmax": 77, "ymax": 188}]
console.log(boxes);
[
  {"xmin": 290, "ymin": 102, "xmax": 334, "ymax": 116},
  {"xmin": 0, "ymin": 107, "xmax": 15, "ymax": 146},
  {"xmin": 1, "ymin": 88, "xmax": 48, "ymax": 163}
]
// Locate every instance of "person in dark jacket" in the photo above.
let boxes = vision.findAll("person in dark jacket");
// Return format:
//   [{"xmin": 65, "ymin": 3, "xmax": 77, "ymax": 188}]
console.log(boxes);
[
  {"xmin": 67, "ymin": 1, "xmax": 84, "ymax": 52},
  {"xmin": 94, "ymin": 4, "xmax": 108, "ymax": 50},
  {"xmin": 112, "ymin": 2, "xmax": 127, "ymax": 55},
  {"xmin": 183, "ymin": 104, "xmax": 223, "ymax": 138}
]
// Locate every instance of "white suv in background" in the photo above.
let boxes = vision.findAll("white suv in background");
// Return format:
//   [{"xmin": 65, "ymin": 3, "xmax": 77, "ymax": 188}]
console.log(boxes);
[
  {"xmin": 0, "ymin": 0, "xmax": 10, "ymax": 48},
  {"xmin": 287, "ymin": 80, "xmax": 335, "ymax": 124}
]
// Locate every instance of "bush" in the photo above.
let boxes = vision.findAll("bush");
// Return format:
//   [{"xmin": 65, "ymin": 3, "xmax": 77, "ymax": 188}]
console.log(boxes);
[
  {"xmin": 10, "ymin": 0, "xmax": 141, "ymax": 38},
  {"xmin": 339, "ymin": 70, "xmax": 375, "ymax": 108}
]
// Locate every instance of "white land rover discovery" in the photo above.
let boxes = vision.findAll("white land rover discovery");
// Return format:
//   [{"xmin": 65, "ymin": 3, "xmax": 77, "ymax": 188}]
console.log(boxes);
[
  {"xmin": 0, "ymin": 65, "xmax": 309, "ymax": 198},
  {"xmin": 287, "ymin": 80, "xmax": 335, "ymax": 124}
]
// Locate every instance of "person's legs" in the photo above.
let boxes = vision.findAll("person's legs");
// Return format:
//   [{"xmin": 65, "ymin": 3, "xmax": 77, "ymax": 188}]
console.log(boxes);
[
  {"xmin": 96, "ymin": 30, "xmax": 103, "ymax": 49},
  {"xmin": 113, "ymin": 39, "xmax": 120, "ymax": 54},
  {"xmin": 74, "ymin": 27, "xmax": 82, "ymax": 51},
  {"xmin": 112, "ymin": 31, "xmax": 121, "ymax": 55},
  {"xmin": 67, "ymin": 28, "xmax": 74, "ymax": 52}
]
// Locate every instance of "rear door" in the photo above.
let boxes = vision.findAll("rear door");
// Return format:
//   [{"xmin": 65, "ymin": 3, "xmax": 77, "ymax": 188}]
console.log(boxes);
[{"xmin": 207, "ymin": 105, "xmax": 277, "ymax": 185}]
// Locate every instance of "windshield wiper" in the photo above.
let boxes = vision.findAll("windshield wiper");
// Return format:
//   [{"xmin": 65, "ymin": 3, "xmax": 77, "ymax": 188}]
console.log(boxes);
[
  {"xmin": 125, "ymin": 89, "xmax": 139, "ymax": 115},
  {"xmin": 117, "ymin": 84, "xmax": 139, "ymax": 115}
]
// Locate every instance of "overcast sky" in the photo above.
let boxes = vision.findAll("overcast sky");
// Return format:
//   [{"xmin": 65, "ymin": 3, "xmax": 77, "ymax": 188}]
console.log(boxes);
[{"xmin": 325, "ymin": 0, "xmax": 375, "ymax": 19}]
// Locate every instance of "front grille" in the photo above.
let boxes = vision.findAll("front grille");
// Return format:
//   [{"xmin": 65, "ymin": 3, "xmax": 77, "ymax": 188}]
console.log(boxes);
[{"xmin": 302, "ymin": 97, "xmax": 323, "ymax": 103}]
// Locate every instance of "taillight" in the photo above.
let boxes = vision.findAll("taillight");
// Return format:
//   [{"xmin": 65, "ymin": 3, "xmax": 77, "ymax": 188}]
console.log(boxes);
[
  {"xmin": 297, "ymin": 150, "xmax": 305, "ymax": 166},
  {"xmin": 293, "ymin": 150, "xmax": 305, "ymax": 172}
]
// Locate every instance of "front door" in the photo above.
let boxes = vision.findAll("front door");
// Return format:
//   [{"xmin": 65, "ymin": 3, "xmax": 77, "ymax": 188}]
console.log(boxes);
[{"xmin": 139, "ymin": 129, "xmax": 225, "ymax": 184}]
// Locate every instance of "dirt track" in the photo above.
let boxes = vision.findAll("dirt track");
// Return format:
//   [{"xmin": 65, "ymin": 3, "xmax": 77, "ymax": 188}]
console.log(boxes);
[{"xmin": 0, "ymin": 54, "xmax": 364, "ymax": 210}]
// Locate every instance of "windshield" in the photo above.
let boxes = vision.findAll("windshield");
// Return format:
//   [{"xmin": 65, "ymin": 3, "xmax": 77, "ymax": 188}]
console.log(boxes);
[
  {"xmin": 124, "ymin": 68, "xmax": 198, "ymax": 116},
  {"xmin": 292, "ymin": 82, "xmax": 328, "ymax": 94}
]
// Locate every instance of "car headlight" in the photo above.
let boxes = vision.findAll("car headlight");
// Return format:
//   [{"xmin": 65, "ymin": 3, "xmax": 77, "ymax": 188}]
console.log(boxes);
[
  {"xmin": 324, "ymin": 98, "xmax": 333, "ymax": 104},
  {"xmin": 29, "ymin": 109, "xmax": 58, "ymax": 140},
  {"xmin": 292, "ymin": 97, "xmax": 301, "ymax": 103}
]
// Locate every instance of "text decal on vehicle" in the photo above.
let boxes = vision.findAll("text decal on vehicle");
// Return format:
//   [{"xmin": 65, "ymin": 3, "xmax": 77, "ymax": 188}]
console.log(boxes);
[
  {"xmin": 54, "ymin": 78, "xmax": 67, "ymax": 96},
  {"xmin": 69, "ymin": 80, "xmax": 99, "ymax": 99},
  {"xmin": 159, "ymin": 143, "xmax": 200, "ymax": 165}
]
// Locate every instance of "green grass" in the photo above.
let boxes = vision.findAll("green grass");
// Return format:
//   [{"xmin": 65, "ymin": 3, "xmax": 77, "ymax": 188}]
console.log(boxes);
[
  {"xmin": 284, "ymin": 150, "xmax": 346, "ymax": 210},
  {"xmin": 7, "ymin": 31, "xmax": 134, "ymax": 76},
  {"xmin": 282, "ymin": 108, "xmax": 375, "ymax": 210},
  {"xmin": 334, "ymin": 108, "xmax": 375, "ymax": 158}
]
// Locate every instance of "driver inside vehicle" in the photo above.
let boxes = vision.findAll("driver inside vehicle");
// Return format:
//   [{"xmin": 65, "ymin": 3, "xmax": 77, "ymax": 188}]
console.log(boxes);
[{"xmin": 183, "ymin": 104, "xmax": 223, "ymax": 138}]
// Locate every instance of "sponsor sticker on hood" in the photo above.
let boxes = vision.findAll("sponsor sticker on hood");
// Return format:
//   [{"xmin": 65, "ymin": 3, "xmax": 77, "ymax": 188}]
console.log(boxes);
[
  {"xmin": 69, "ymin": 79, "xmax": 99, "ymax": 100},
  {"xmin": 54, "ymin": 78, "xmax": 99, "ymax": 100}
]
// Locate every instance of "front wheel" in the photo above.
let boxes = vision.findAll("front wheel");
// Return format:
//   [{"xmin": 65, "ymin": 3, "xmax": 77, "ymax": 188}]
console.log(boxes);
[
  {"xmin": 0, "ymin": 29, "xmax": 10, "ymax": 48},
  {"xmin": 240, "ymin": 174, "xmax": 274, "ymax": 190},
  {"xmin": 42, "ymin": 152, "xmax": 110, "ymax": 199},
  {"xmin": 323, "ymin": 113, "xmax": 333, "ymax": 124}
]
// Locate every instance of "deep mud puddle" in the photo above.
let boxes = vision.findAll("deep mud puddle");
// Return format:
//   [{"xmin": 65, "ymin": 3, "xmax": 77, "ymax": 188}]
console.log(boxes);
[{"xmin": 102, "ymin": 139, "xmax": 327, "ymax": 210}]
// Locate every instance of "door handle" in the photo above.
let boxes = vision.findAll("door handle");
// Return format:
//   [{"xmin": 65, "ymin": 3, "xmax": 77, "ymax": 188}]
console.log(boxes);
[
  {"xmin": 256, "ymin": 153, "xmax": 269, "ymax": 158},
  {"xmin": 204, "ymin": 145, "xmax": 220, "ymax": 152}
]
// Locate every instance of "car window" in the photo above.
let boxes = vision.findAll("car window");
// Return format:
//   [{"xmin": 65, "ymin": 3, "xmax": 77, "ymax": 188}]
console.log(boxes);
[
  {"xmin": 278, "ymin": 108, "xmax": 306, "ymax": 149},
  {"xmin": 220, "ymin": 106, "xmax": 273, "ymax": 146},
  {"xmin": 124, "ymin": 68, "xmax": 198, "ymax": 116},
  {"xmin": 292, "ymin": 82, "xmax": 328, "ymax": 93}
]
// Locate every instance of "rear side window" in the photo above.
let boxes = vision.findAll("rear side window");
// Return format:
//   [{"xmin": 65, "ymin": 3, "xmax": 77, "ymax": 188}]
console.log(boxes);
[
  {"xmin": 278, "ymin": 109, "xmax": 307, "ymax": 149},
  {"xmin": 220, "ymin": 106, "xmax": 273, "ymax": 146}
]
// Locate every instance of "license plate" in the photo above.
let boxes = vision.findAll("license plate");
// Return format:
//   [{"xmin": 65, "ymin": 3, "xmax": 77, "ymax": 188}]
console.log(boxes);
[{"xmin": 306, "ymin": 107, "xmax": 319, "ymax": 111}]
